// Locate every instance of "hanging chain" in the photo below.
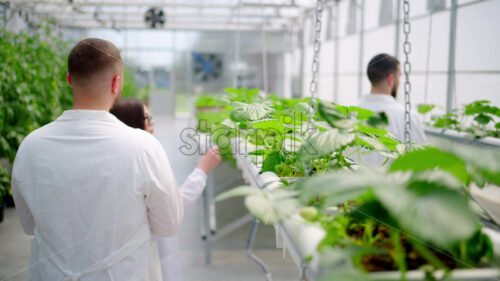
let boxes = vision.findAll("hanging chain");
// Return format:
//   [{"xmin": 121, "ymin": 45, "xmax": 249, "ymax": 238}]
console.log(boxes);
[
  {"xmin": 402, "ymin": 0, "xmax": 412, "ymax": 145},
  {"xmin": 306, "ymin": 0, "xmax": 323, "ymax": 130},
  {"xmin": 233, "ymin": 0, "xmax": 242, "ymax": 87}
]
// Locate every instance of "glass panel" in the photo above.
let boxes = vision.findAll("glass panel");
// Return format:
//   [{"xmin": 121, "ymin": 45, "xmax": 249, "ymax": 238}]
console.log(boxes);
[
  {"xmin": 455, "ymin": 74, "xmax": 500, "ymax": 106},
  {"xmin": 364, "ymin": 0, "xmax": 381, "ymax": 29},
  {"xmin": 378, "ymin": 0, "xmax": 394, "ymax": 27},
  {"xmin": 363, "ymin": 25, "xmax": 396, "ymax": 68},
  {"xmin": 338, "ymin": 76, "xmax": 360, "ymax": 105},
  {"xmin": 338, "ymin": 36, "xmax": 360, "ymax": 73},
  {"xmin": 456, "ymin": 0, "xmax": 500, "ymax": 71}
]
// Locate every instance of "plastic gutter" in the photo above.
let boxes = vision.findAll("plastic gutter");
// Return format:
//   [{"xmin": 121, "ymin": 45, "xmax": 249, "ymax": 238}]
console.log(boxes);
[{"xmin": 424, "ymin": 127, "xmax": 500, "ymax": 148}]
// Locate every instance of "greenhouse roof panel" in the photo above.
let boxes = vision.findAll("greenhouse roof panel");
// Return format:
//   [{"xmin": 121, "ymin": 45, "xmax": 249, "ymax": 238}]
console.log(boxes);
[{"xmin": 7, "ymin": 0, "xmax": 318, "ymax": 31}]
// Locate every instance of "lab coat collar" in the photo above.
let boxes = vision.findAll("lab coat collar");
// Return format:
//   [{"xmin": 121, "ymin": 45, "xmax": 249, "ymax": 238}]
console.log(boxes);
[
  {"xmin": 361, "ymin": 94, "xmax": 397, "ymax": 103},
  {"xmin": 58, "ymin": 110, "xmax": 120, "ymax": 123}
]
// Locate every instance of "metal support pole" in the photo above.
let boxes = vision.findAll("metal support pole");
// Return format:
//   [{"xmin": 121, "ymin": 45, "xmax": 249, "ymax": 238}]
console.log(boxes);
[
  {"xmin": 246, "ymin": 219, "xmax": 273, "ymax": 281},
  {"xmin": 298, "ymin": 26, "xmax": 305, "ymax": 98},
  {"xmin": 234, "ymin": 0, "xmax": 242, "ymax": 87},
  {"xmin": 1, "ymin": 3, "xmax": 8, "ymax": 26},
  {"xmin": 394, "ymin": 0, "xmax": 401, "ymax": 58},
  {"xmin": 333, "ymin": 0, "xmax": 340, "ymax": 103},
  {"xmin": 357, "ymin": 0, "xmax": 365, "ymax": 99},
  {"xmin": 260, "ymin": 0, "xmax": 268, "ymax": 94},
  {"xmin": 202, "ymin": 183, "xmax": 212, "ymax": 264},
  {"xmin": 207, "ymin": 172, "xmax": 216, "ymax": 235},
  {"xmin": 446, "ymin": 0, "xmax": 458, "ymax": 113},
  {"xmin": 424, "ymin": 12, "xmax": 434, "ymax": 104}
]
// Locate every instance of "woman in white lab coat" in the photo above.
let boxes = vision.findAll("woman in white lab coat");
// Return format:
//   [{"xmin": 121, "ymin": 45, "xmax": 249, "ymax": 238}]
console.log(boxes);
[{"xmin": 110, "ymin": 98, "xmax": 221, "ymax": 281}]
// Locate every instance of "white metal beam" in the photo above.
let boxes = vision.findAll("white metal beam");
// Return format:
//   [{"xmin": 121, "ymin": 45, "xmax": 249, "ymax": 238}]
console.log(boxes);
[
  {"xmin": 10, "ymin": 0, "xmax": 301, "ymax": 9},
  {"xmin": 62, "ymin": 21, "xmax": 285, "ymax": 31}
]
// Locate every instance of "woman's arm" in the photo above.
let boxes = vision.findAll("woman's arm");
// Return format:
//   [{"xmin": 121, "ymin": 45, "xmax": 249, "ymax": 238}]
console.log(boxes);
[
  {"xmin": 179, "ymin": 147, "xmax": 221, "ymax": 213},
  {"xmin": 179, "ymin": 168, "xmax": 207, "ymax": 212}
]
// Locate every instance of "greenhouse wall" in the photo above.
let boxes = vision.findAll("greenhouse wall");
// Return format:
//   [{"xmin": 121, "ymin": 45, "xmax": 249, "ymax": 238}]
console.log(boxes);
[{"xmin": 292, "ymin": 0, "xmax": 500, "ymax": 110}]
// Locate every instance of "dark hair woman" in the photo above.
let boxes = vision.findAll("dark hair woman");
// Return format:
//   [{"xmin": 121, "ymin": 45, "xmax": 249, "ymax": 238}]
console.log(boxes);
[
  {"xmin": 110, "ymin": 98, "xmax": 221, "ymax": 281},
  {"xmin": 110, "ymin": 98, "xmax": 154, "ymax": 133}
]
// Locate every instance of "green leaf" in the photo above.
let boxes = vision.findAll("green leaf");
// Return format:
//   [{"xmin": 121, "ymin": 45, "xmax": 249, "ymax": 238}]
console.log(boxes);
[
  {"xmin": 250, "ymin": 119, "xmax": 284, "ymax": 133},
  {"xmin": 355, "ymin": 134, "xmax": 389, "ymax": 152},
  {"xmin": 448, "ymin": 146, "xmax": 500, "ymax": 186},
  {"xmin": 389, "ymin": 148, "xmax": 470, "ymax": 184},
  {"xmin": 417, "ymin": 104, "xmax": 436, "ymax": 114},
  {"xmin": 318, "ymin": 102, "xmax": 345, "ymax": 126},
  {"xmin": 357, "ymin": 123, "xmax": 387, "ymax": 136},
  {"xmin": 335, "ymin": 105, "xmax": 349, "ymax": 115},
  {"xmin": 366, "ymin": 112, "xmax": 388, "ymax": 128},
  {"xmin": 293, "ymin": 168, "xmax": 407, "ymax": 206},
  {"xmin": 261, "ymin": 151, "xmax": 283, "ymax": 173},
  {"xmin": 348, "ymin": 106, "xmax": 374, "ymax": 120},
  {"xmin": 248, "ymin": 149, "xmax": 266, "ymax": 156},
  {"xmin": 244, "ymin": 189, "xmax": 300, "ymax": 224},
  {"xmin": 378, "ymin": 136, "xmax": 401, "ymax": 151},
  {"xmin": 214, "ymin": 186, "xmax": 259, "ymax": 202},
  {"xmin": 474, "ymin": 114, "xmax": 493, "ymax": 125},
  {"xmin": 224, "ymin": 87, "xmax": 246, "ymax": 95},
  {"xmin": 374, "ymin": 184, "xmax": 478, "ymax": 249},
  {"xmin": 410, "ymin": 170, "xmax": 464, "ymax": 191},
  {"xmin": 299, "ymin": 129, "xmax": 356, "ymax": 160},
  {"xmin": 229, "ymin": 101, "xmax": 275, "ymax": 122}
]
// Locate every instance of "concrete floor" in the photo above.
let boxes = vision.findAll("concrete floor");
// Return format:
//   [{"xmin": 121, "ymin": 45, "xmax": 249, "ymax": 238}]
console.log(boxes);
[{"xmin": 0, "ymin": 117, "xmax": 298, "ymax": 281}]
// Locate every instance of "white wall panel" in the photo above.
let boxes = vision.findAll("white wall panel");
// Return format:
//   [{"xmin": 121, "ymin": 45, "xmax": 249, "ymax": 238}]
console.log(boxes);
[{"xmin": 456, "ymin": 1, "xmax": 500, "ymax": 71}]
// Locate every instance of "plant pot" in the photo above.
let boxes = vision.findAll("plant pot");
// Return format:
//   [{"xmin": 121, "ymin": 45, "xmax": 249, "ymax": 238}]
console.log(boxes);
[{"xmin": 4, "ymin": 194, "xmax": 14, "ymax": 207}]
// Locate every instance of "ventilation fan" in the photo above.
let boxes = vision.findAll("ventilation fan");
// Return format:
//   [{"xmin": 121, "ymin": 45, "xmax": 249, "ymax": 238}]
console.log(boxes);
[
  {"xmin": 144, "ymin": 7, "xmax": 165, "ymax": 29},
  {"xmin": 193, "ymin": 53, "xmax": 223, "ymax": 82}
]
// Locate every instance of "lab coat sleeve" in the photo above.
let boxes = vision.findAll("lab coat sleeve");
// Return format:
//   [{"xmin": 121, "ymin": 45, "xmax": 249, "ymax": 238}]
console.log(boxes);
[
  {"xmin": 142, "ymin": 139, "xmax": 184, "ymax": 237},
  {"xmin": 179, "ymin": 168, "xmax": 207, "ymax": 213},
  {"xmin": 11, "ymin": 157, "xmax": 35, "ymax": 235}
]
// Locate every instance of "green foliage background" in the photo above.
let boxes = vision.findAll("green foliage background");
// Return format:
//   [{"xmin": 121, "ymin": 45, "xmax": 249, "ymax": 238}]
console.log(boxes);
[
  {"xmin": 0, "ymin": 28, "xmax": 74, "ymax": 199},
  {"xmin": 121, "ymin": 67, "xmax": 149, "ymax": 102},
  {"xmin": 0, "ymin": 28, "xmax": 73, "ymax": 163}
]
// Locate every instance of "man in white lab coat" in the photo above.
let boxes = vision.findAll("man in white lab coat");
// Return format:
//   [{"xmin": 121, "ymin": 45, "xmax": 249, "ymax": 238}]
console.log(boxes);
[
  {"xmin": 11, "ymin": 38, "xmax": 183, "ymax": 281},
  {"xmin": 357, "ymin": 53, "xmax": 426, "ymax": 165}
]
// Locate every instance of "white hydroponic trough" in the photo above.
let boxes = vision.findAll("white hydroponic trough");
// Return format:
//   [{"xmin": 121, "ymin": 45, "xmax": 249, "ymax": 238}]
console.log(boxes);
[{"xmin": 233, "ymin": 142, "xmax": 500, "ymax": 281}]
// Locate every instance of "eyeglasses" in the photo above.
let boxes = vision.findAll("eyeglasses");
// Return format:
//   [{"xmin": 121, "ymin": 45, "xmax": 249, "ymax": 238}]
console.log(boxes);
[{"xmin": 144, "ymin": 114, "xmax": 153, "ymax": 123}]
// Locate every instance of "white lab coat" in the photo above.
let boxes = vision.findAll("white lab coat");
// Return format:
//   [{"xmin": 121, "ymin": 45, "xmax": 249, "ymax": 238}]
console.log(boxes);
[
  {"xmin": 11, "ymin": 110, "xmax": 184, "ymax": 281},
  {"xmin": 154, "ymin": 168, "xmax": 207, "ymax": 281},
  {"xmin": 357, "ymin": 94, "xmax": 427, "ymax": 165}
]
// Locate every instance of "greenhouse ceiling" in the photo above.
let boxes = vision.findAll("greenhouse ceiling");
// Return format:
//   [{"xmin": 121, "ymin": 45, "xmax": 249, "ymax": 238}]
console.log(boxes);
[{"xmin": 2, "ymin": 0, "xmax": 319, "ymax": 31}]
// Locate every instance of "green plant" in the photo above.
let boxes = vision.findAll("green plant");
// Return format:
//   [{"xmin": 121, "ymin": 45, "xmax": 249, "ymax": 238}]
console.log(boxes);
[
  {"xmin": 216, "ymin": 139, "xmax": 500, "ymax": 278},
  {"xmin": 294, "ymin": 147, "xmax": 499, "ymax": 278},
  {"xmin": 195, "ymin": 94, "xmax": 227, "ymax": 108},
  {"xmin": 121, "ymin": 67, "xmax": 149, "ymax": 102},
  {"xmin": 0, "ymin": 28, "xmax": 73, "ymax": 198},
  {"xmin": 0, "ymin": 28, "xmax": 72, "ymax": 162},
  {"xmin": 418, "ymin": 101, "xmax": 500, "ymax": 138},
  {"xmin": 227, "ymin": 99, "xmax": 403, "ymax": 177},
  {"xmin": 0, "ymin": 166, "xmax": 9, "ymax": 203}
]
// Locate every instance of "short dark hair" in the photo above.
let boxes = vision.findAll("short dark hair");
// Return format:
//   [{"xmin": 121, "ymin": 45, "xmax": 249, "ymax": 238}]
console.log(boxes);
[
  {"xmin": 110, "ymin": 98, "xmax": 146, "ymax": 130},
  {"xmin": 366, "ymin": 53, "xmax": 400, "ymax": 85},
  {"xmin": 68, "ymin": 38, "xmax": 123, "ymax": 85}
]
